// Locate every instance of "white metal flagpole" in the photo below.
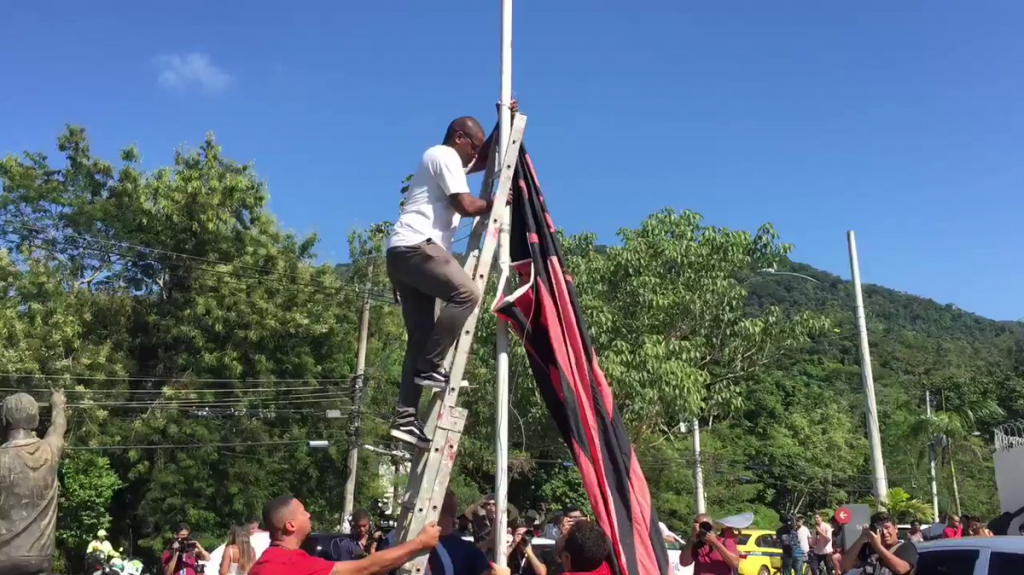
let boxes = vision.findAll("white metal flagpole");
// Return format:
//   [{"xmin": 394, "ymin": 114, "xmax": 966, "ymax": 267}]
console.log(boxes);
[
  {"xmin": 847, "ymin": 230, "xmax": 889, "ymax": 502},
  {"xmin": 494, "ymin": 0, "xmax": 513, "ymax": 567}
]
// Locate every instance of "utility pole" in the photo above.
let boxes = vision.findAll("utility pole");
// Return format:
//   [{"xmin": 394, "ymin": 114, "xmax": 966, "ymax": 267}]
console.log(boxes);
[
  {"xmin": 692, "ymin": 418, "xmax": 706, "ymax": 514},
  {"xmin": 926, "ymin": 389, "xmax": 940, "ymax": 522},
  {"xmin": 493, "ymin": 0, "xmax": 513, "ymax": 566},
  {"xmin": 847, "ymin": 231, "xmax": 889, "ymax": 502},
  {"xmin": 342, "ymin": 275, "xmax": 373, "ymax": 531}
]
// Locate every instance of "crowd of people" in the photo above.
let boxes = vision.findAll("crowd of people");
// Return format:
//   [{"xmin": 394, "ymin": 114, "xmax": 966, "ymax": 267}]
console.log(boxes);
[
  {"xmin": 669, "ymin": 504, "xmax": 1024, "ymax": 575},
  {"xmin": 158, "ymin": 494, "xmax": 1024, "ymax": 575},
  {"xmin": 158, "ymin": 489, "xmax": 600, "ymax": 575}
]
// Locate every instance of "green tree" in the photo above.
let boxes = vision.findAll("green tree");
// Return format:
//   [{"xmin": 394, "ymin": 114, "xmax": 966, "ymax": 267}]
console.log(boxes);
[
  {"xmin": 58, "ymin": 451, "xmax": 124, "ymax": 570},
  {"xmin": 5, "ymin": 125, "xmax": 1019, "ymax": 564},
  {"xmin": 869, "ymin": 488, "xmax": 932, "ymax": 523},
  {"xmin": 559, "ymin": 210, "xmax": 830, "ymax": 441},
  {"xmin": 910, "ymin": 389, "xmax": 1004, "ymax": 515}
]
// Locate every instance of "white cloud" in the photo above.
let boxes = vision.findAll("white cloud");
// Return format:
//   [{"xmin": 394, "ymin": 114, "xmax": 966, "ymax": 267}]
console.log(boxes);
[{"xmin": 154, "ymin": 53, "xmax": 233, "ymax": 95}]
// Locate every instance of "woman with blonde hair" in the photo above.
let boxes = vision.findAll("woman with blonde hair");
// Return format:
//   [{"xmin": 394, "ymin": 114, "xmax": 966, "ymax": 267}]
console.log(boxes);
[{"xmin": 220, "ymin": 524, "xmax": 257, "ymax": 575}]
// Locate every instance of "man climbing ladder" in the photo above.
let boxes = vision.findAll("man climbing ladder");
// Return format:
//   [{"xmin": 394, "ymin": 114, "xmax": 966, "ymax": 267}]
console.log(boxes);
[{"xmin": 386, "ymin": 103, "xmax": 517, "ymax": 447}]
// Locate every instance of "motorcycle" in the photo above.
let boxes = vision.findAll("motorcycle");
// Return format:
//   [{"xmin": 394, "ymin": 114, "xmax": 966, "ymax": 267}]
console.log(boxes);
[
  {"xmin": 122, "ymin": 557, "xmax": 146, "ymax": 575},
  {"xmin": 85, "ymin": 550, "xmax": 120, "ymax": 575},
  {"xmin": 86, "ymin": 548, "xmax": 147, "ymax": 575}
]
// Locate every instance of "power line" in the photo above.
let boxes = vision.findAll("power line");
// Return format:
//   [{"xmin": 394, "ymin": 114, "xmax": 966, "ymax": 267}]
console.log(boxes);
[
  {"xmin": 62, "ymin": 404, "xmax": 346, "ymax": 412},
  {"xmin": 1, "ymin": 230, "xmax": 397, "ymax": 307},
  {"xmin": 0, "ymin": 226, "xmax": 397, "ymax": 305},
  {"xmin": 3, "ymin": 222, "xmax": 394, "ymax": 300},
  {"xmin": 65, "ymin": 395, "xmax": 351, "ymax": 408},
  {"xmin": 0, "ymin": 385, "xmax": 347, "ymax": 394},
  {"xmin": 65, "ymin": 438, "xmax": 341, "ymax": 451},
  {"xmin": 0, "ymin": 373, "xmax": 361, "ymax": 383}
]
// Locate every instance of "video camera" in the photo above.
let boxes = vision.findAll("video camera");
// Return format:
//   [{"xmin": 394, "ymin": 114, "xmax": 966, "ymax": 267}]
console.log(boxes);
[{"xmin": 369, "ymin": 498, "xmax": 397, "ymax": 537}]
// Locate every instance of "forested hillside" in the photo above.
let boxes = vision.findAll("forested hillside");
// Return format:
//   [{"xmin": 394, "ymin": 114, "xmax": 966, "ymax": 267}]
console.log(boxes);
[{"xmin": 2, "ymin": 129, "xmax": 1021, "ymax": 570}]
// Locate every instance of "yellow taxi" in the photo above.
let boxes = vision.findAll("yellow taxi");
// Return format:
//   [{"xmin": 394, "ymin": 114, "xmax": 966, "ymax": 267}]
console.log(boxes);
[{"xmin": 733, "ymin": 529, "xmax": 784, "ymax": 575}]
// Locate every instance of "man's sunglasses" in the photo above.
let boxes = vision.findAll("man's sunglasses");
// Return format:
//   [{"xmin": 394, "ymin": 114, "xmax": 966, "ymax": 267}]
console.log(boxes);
[{"xmin": 458, "ymin": 131, "xmax": 482, "ymax": 154}]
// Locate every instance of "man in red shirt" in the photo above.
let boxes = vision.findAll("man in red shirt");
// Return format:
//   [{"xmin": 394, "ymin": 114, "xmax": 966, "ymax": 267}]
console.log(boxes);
[
  {"xmin": 678, "ymin": 514, "xmax": 740, "ymax": 575},
  {"xmin": 249, "ymin": 495, "xmax": 441, "ymax": 575},
  {"xmin": 942, "ymin": 514, "xmax": 962, "ymax": 539}
]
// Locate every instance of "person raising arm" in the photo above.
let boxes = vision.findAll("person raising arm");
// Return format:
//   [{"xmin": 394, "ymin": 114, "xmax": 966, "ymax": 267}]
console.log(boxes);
[{"xmin": 248, "ymin": 496, "xmax": 440, "ymax": 575}]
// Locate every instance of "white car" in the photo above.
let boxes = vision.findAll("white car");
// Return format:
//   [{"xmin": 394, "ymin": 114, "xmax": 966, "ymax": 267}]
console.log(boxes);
[
  {"xmin": 914, "ymin": 536, "xmax": 1024, "ymax": 575},
  {"xmin": 526, "ymin": 536, "xmax": 690, "ymax": 575}
]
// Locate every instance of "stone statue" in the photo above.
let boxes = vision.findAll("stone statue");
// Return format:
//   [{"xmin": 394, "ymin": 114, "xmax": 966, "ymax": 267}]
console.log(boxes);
[{"xmin": 0, "ymin": 390, "xmax": 67, "ymax": 575}]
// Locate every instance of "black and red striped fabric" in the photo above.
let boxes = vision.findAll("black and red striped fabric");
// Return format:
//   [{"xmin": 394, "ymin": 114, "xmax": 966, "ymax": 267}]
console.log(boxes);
[{"xmin": 495, "ymin": 147, "xmax": 670, "ymax": 575}]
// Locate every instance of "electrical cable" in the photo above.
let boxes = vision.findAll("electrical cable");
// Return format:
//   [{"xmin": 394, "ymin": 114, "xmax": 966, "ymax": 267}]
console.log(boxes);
[
  {"xmin": 2, "ymin": 221, "xmax": 394, "ymax": 300},
  {"xmin": 0, "ymin": 227, "xmax": 397, "ymax": 305}
]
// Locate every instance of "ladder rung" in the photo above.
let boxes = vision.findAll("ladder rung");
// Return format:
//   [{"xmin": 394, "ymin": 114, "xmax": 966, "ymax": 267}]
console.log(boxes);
[{"xmin": 430, "ymin": 380, "xmax": 471, "ymax": 393}]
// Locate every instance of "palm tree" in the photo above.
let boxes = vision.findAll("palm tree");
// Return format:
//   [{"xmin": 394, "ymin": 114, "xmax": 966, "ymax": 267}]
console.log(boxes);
[
  {"xmin": 910, "ymin": 390, "xmax": 1004, "ymax": 515},
  {"xmin": 869, "ymin": 487, "xmax": 933, "ymax": 523}
]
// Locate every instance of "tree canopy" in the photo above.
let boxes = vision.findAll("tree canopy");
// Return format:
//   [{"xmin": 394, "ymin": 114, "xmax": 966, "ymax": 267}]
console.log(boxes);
[{"xmin": 2, "ymin": 127, "xmax": 1020, "ymax": 569}]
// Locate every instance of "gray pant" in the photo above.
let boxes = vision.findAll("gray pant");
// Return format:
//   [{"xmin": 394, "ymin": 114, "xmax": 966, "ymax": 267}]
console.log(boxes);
[{"xmin": 386, "ymin": 240, "xmax": 480, "ymax": 410}]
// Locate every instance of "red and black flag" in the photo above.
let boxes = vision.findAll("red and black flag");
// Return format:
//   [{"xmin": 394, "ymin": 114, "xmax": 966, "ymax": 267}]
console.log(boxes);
[{"xmin": 495, "ymin": 147, "xmax": 670, "ymax": 575}]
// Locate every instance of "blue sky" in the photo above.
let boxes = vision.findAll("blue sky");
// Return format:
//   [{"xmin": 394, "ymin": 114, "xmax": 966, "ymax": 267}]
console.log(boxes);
[{"xmin": 2, "ymin": 2, "xmax": 1022, "ymax": 320}]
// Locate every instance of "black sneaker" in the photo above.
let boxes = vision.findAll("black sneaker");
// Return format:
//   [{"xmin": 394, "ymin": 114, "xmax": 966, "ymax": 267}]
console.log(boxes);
[
  {"xmin": 414, "ymin": 368, "xmax": 450, "ymax": 389},
  {"xmin": 389, "ymin": 410, "xmax": 430, "ymax": 448}
]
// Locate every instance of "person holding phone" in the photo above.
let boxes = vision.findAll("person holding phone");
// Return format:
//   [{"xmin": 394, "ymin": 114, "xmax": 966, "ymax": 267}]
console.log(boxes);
[
  {"xmin": 509, "ymin": 525, "xmax": 547, "ymax": 575},
  {"xmin": 678, "ymin": 514, "xmax": 739, "ymax": 575}
]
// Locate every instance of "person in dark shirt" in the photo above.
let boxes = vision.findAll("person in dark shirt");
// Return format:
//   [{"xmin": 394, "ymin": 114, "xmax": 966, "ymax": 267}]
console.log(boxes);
[
  {"xmin": 840, "ymin": 512, "xmax": 917, "ymax": 575},
  {"xmin": 776, "ymin": 516, "xmax": 797, "ymax": 575},
  {"xmin": 987, "ymin": 504, "xmax": 1024, "ymax": 536},
  {"xmin": 456, "ymin": 516, "xmax": 473, "ymax": 539},
  {"xmin": 339, "ymin": 511, "xmax": 375, "ymax": 561},
  {"xmin": 508, "ymin": 525, "xmax": 547, "ymax": 575},
  {"xmin": 427, "ymin": 490, "xmax": 502, "ymax": 575}
]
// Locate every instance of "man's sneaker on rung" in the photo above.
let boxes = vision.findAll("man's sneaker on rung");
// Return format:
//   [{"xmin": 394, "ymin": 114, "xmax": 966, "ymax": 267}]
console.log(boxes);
[
  {"xmin": 414, "ymin": 368, "xmax": 450, "ymax": 389},
  {"xmin": 390, "ymin": 414, "xmax": 430, "ymax": 448}
]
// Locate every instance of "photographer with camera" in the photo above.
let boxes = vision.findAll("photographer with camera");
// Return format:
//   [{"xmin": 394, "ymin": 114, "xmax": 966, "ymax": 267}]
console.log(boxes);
[
  {"xmin": 163, "ymin": 524, "xmax": 211, "ymax": 575},
  {"xmin": 509, "ymin": 525, "xmax": 547, "ymax": 575},
  {"xmin": 839, "ymin": 512, "xmax": 917, "ymax": 575},
  {"xmin": 678, "ymin": 514, "xmax": 739, "ymax": 575}
]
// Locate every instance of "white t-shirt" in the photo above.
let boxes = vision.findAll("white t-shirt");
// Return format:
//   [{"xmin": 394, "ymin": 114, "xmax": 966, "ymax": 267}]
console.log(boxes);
[
  {"xmin": 796, "ymin": 525, "xmax": 811, "ymax": 553},
  {"xmin": 389, "ymin": 145, "xmax": 471, "ymax": 251}
]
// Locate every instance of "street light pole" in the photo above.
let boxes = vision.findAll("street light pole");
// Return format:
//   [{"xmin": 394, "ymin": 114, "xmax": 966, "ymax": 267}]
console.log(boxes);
[
  {"xmin": 757, "ymin": 268, "xmax": 821, "ymax": 284},
  {"xmin": 692, "ymin": 418, "xmax": 706, "ymax": 514},
  {"xmin": 847, "ymin": 231, "xmax": 889, "ymax": 502},
  {"xmin": 342, "ymin": 276, "xmax": 373, "ymax": 530},
  {"xmin": 926, "ymin": 390, "xmax": 940, "ymax": 522}
]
